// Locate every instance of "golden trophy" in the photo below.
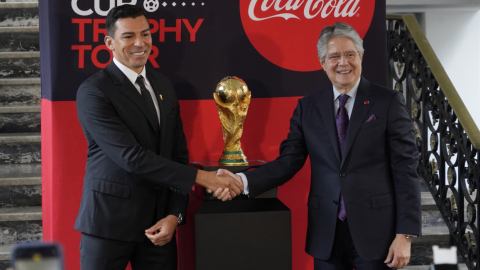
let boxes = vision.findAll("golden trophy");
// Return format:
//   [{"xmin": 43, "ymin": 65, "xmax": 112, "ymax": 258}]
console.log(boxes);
[{"xmin": 214, "ymin": 76, "xmax": 251, "ymax": 165}]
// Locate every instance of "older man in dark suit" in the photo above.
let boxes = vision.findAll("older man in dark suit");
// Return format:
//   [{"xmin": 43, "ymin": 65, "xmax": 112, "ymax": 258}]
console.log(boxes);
[
  {"xmin": 75, "ymin": 5, "xmax": 241, "ymax": 270},
  {"xmin": 215, "ymin": 22, "xmax": 422, "ymax": 270}
]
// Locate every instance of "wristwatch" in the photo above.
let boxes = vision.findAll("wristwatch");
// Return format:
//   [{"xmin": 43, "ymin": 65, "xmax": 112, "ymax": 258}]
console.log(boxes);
[{"xmin": 171, "ymin": 213, "xmax": 183, "ymax": 225}]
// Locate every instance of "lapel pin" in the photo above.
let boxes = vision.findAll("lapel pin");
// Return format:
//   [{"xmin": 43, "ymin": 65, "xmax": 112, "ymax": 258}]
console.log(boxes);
[
  {"xmin": 364, "ymin": 101, "xmax": 369, "ymax": 105},
  {"xmin": 159, "ymin": 94, "xmax": 163, "ymax": 100}
]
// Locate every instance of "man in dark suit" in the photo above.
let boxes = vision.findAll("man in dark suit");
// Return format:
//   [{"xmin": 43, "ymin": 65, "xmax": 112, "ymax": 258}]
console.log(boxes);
[
  {"xmin": 215, "ymin": 22, "xmax": 422, "ymax": 270},
  {"xmin": 75, "ymin": 5, "xmax": 241, "ymax": 270}
]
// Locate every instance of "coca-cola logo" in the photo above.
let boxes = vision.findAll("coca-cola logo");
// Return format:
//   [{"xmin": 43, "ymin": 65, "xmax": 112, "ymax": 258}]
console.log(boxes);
[{"xmin": 240, "ymin": 0, "xmax": 375, "ymax": 71}]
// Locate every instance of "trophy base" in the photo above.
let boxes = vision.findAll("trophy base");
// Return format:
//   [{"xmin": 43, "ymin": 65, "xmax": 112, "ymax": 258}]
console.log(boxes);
[
  {"xmin": 218, "ymin": 162, "xmax": 249, "ymax": 166},
  {"xmin": 218, "ymin": 151, "xmax": 248, "ymax": 166}
]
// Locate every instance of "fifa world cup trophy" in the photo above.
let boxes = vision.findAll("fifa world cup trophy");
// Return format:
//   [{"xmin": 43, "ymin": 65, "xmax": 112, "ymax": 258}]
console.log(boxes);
[{"xmin": 214, "ymin": 76, "xmax": 251, "ymax": 165}]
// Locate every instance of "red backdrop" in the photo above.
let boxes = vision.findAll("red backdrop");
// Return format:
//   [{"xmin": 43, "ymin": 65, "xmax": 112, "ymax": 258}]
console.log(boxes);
[{"xmin": 42, "ymin": 96, "xmax": 313, "ymax": 269}]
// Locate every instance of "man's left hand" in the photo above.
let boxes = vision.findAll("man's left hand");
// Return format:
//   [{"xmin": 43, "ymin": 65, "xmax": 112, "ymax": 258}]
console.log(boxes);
[
  {"xmin": 384, "ymin": 234, "xmax": 411, "ymax": 269},
  {"xmin": 145, "ymin": 215, "xmax": 178, "ymax": 246}
]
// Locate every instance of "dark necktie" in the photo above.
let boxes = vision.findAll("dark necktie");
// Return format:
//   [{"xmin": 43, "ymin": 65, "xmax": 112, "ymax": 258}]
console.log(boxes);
[
  {"xmin": 136, "ymin": 76, "xmax": 159, "ymax": 129},
  {"xmin": 336, "ymin": 94, "xmax": 349, "ymax": 221}
]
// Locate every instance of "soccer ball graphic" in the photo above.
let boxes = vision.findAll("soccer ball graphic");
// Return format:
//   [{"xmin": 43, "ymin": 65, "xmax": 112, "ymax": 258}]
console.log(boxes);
[{"xmin": 144, "ymin": 0, "xmax": 159, "ymax": 12}]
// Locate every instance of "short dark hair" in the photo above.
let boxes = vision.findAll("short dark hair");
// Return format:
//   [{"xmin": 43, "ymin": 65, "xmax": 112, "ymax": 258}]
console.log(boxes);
[{"xmin": 106, "ymin": 5, "xmax": 149, "ymax": 38}]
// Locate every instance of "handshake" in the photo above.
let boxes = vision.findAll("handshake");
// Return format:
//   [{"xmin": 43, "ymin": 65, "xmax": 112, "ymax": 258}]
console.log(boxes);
[{"xmin": 195, "ymin": 169, "xmax": 244, "ymax": 201}]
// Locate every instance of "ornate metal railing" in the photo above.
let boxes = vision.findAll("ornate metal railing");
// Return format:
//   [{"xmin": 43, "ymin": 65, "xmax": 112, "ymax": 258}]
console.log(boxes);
[{"xmin": 387, "ymin": 14, "xmax": 480, "ymax": 269}]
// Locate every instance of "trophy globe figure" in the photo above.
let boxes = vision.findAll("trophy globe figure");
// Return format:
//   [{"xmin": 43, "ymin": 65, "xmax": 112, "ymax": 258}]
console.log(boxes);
[{"xmin": 214, "ymin": 76, "xmax": 251, "ymax": 165}]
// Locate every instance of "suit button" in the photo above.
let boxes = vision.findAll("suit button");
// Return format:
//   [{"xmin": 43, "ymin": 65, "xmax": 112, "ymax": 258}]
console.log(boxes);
[
  {"xmin": 339, "ymin": 173, "xmax": 345, "ymax": 177},
  {"xmin": 155, "ymin": 185, "xmax": 160, "ymax": 190},
  {"xmin": 333, "ymin": 200, "xmax": 339, "ymax": 205}
]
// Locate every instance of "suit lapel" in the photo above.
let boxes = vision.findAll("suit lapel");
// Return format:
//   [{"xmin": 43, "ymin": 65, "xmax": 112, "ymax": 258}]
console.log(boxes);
[
  {"xmin": 146, "ymin": 69, "xmax": 166, "ymax": 143},
  {"xmin": 341, "ymin": 77, "xmax": 375, "ymax": 167},
  {"xmin": 107, "ymin": 63, "xmax": 160, "ymax": 136},
  {"xmin": 318, "ymin": 87, "xmax": 341, "ymax": 162}
]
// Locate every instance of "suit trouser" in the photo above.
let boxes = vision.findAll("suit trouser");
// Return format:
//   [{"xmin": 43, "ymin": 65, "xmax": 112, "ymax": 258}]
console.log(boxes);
[
  {"xmin": 80, "ymin": 233, "xmax": 177, "ymax": 270},
  {"xmin": 314, "ymin": 219, "xmax": 391, "ymax": 270}
]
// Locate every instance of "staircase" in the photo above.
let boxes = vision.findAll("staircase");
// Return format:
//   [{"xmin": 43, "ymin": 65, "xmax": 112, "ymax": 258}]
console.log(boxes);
[
  {"xmin": 410, "ymin": 180, "xmax": 464, "ymax": 268},
  {"xmin": 0, "ymin": 1, "xmax": 41, "ymax": 269}
]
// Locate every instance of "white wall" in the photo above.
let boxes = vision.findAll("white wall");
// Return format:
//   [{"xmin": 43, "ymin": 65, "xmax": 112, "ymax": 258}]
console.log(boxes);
[{"xmin": 424, "ymin": 10, "xmax": 480, "ymax": 128}]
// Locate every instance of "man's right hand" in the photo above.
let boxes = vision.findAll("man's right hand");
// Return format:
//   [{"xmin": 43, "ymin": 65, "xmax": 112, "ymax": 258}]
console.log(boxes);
[
  {"xmin": 210, "ymin": 169, "xmax": 244, "ymax": 201},
  {"xmin": 194, "ymin": 170, "xmax": 243, "ymax": 199}
]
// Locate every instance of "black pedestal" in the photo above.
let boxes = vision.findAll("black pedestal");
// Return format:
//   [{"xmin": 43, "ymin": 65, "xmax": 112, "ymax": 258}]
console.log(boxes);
[{"xmin": 195, "ymin": 198, "xmax": 292, "ymax": 270}]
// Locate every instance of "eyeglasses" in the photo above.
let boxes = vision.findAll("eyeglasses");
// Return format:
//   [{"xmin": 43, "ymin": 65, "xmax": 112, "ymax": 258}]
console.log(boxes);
[{"xmin": 326, "ymin": 52, "xmax": 361, "ymax": 63}]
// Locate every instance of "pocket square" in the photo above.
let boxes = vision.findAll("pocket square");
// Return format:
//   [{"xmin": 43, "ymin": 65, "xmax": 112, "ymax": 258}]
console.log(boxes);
[{"xmin": 365, "ymin": 114, "xmax": 376, "ymax": 123}]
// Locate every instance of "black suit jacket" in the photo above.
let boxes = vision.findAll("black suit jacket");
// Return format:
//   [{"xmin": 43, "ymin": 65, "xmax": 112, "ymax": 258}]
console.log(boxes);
[
  {"xmin": 244, "ymin": 78, "xmax": 422, "ymax": 260},
  {"xmin": 75, "ymin": 62, "xmax": 197, "ymax": 242}
]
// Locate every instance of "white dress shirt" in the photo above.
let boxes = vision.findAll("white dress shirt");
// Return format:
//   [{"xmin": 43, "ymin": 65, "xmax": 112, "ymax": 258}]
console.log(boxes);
[{"xmin": 113, "ymin": 58, "xmax": 161, "ymax": 125}]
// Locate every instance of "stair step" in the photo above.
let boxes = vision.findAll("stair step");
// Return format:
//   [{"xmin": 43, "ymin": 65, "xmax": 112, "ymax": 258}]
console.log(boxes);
[
  {"xmin": 0, "ymin": 164, "xmax": 41, "ymax": 207},
  {"xmin": 0, "ymin": 54, "xmax": 39, "ymax": 78},
  {"xmin": 0, "ymin": 164, "xmax": 41, "ymax": 186},
  {"xmin": 0, "ymin": 219, "xmax": 44, "ymax": 259},
  {"xmin": 0, "ymin": 243, "xmax": 13, "ymax": 261},
  {"xmin": 421, "ymin": 191, "xmax": 441, "ymax": 212},
  {"xmin": 0, "ymin": 78, "xmax": 41, "ymax": 107},
  {"xmin": 0, "ymin": 0, "xmax": 38, "ymax": 3},
  {"xmin": 0, "ymin": 176, "xmax": 40, "ymax": 186},
  {"xmin": 0, "ymin": 133, "xmax": 39, "ymax": 144},
  {"xmin": 422, "ymin": 226, "xmax": 451, "ymax": 236},
  {"xmin": 0, "ymin": 109, "xmax": 40, "ymax": 133},
  {"xmin": 421, "ymin": 192, "xmax": 449, "ymax": 228},
  {"xmin": 0, "ymin": 83, "xmax": 40, "ymax": 106},
  {"xmin": 0, "ymin": 149, "xmax": 41, "ymax": 164},
  {"xmin": 0, "ymin": 163, "xmax": 41, "ymax": 207},
  {"xmin": 0, "ymin": 105, "xmax": 39, "ymax": 113},
  {"xmin": 0, "ymin": 220, "xmax": 42, "ymax": 246},
  {"xmin": 0, "ymin": 32, "xmax": 38, "ymax": 52},
  {"xmin": 0, "ymin": 185, "xmax": 41, "ymax": 208},
  {"xmin": 421, "ymin": 192, "xmax": 435, "ymax": 206},
  {"xmin": 0, "ymin": 206, "xmax": 43, "ymax": 259},
  {"xmin": 0, "ymin": 3, "xmax": 38, "ymax": 9},
  {"xmin": 0, "ymin": 78, "xmax": 40, "ymax": 85},
  {"xmin": 0, "ymin": 52, "xmax": 40, "ymax": 79},
  {"xmin": 0, "ymin": 51, "xmax": 38, "ymax": 59},
  {"xmin": 422, "ymin": 211, "xmax": 446, "ymax": 229},
  {"xmin": 0, "ymin": 133, "xmax": 41, "ymax": 164},
  {"xmin": 0, "ymin": 27, "xmax": 38, "ymax": 33},
  {"xmin": 0, "ymin": 3, "xmax": 38, "ymax": 28},
  {"xmin": 0, "ymin": 206, "xmax": 41, "ymax": 222},
  {"xmin": 0, "ymin": 80, "xmax": 41, "ymax": 106},
  {"xmin": 0, "ymin": 0, "xmax": 38, "ymax": 2}
]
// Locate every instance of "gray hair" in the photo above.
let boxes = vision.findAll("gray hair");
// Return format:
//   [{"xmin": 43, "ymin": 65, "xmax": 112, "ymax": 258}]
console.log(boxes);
[{"xmin": 317, "ymin": 22, "xmax": 364, "ymax": 63}]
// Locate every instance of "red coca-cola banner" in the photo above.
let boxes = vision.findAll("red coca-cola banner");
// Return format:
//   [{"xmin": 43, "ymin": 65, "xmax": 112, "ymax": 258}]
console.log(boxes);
[{"xmin": 241, "ymin": 0, "xmax": 375, "ymax": 71}]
